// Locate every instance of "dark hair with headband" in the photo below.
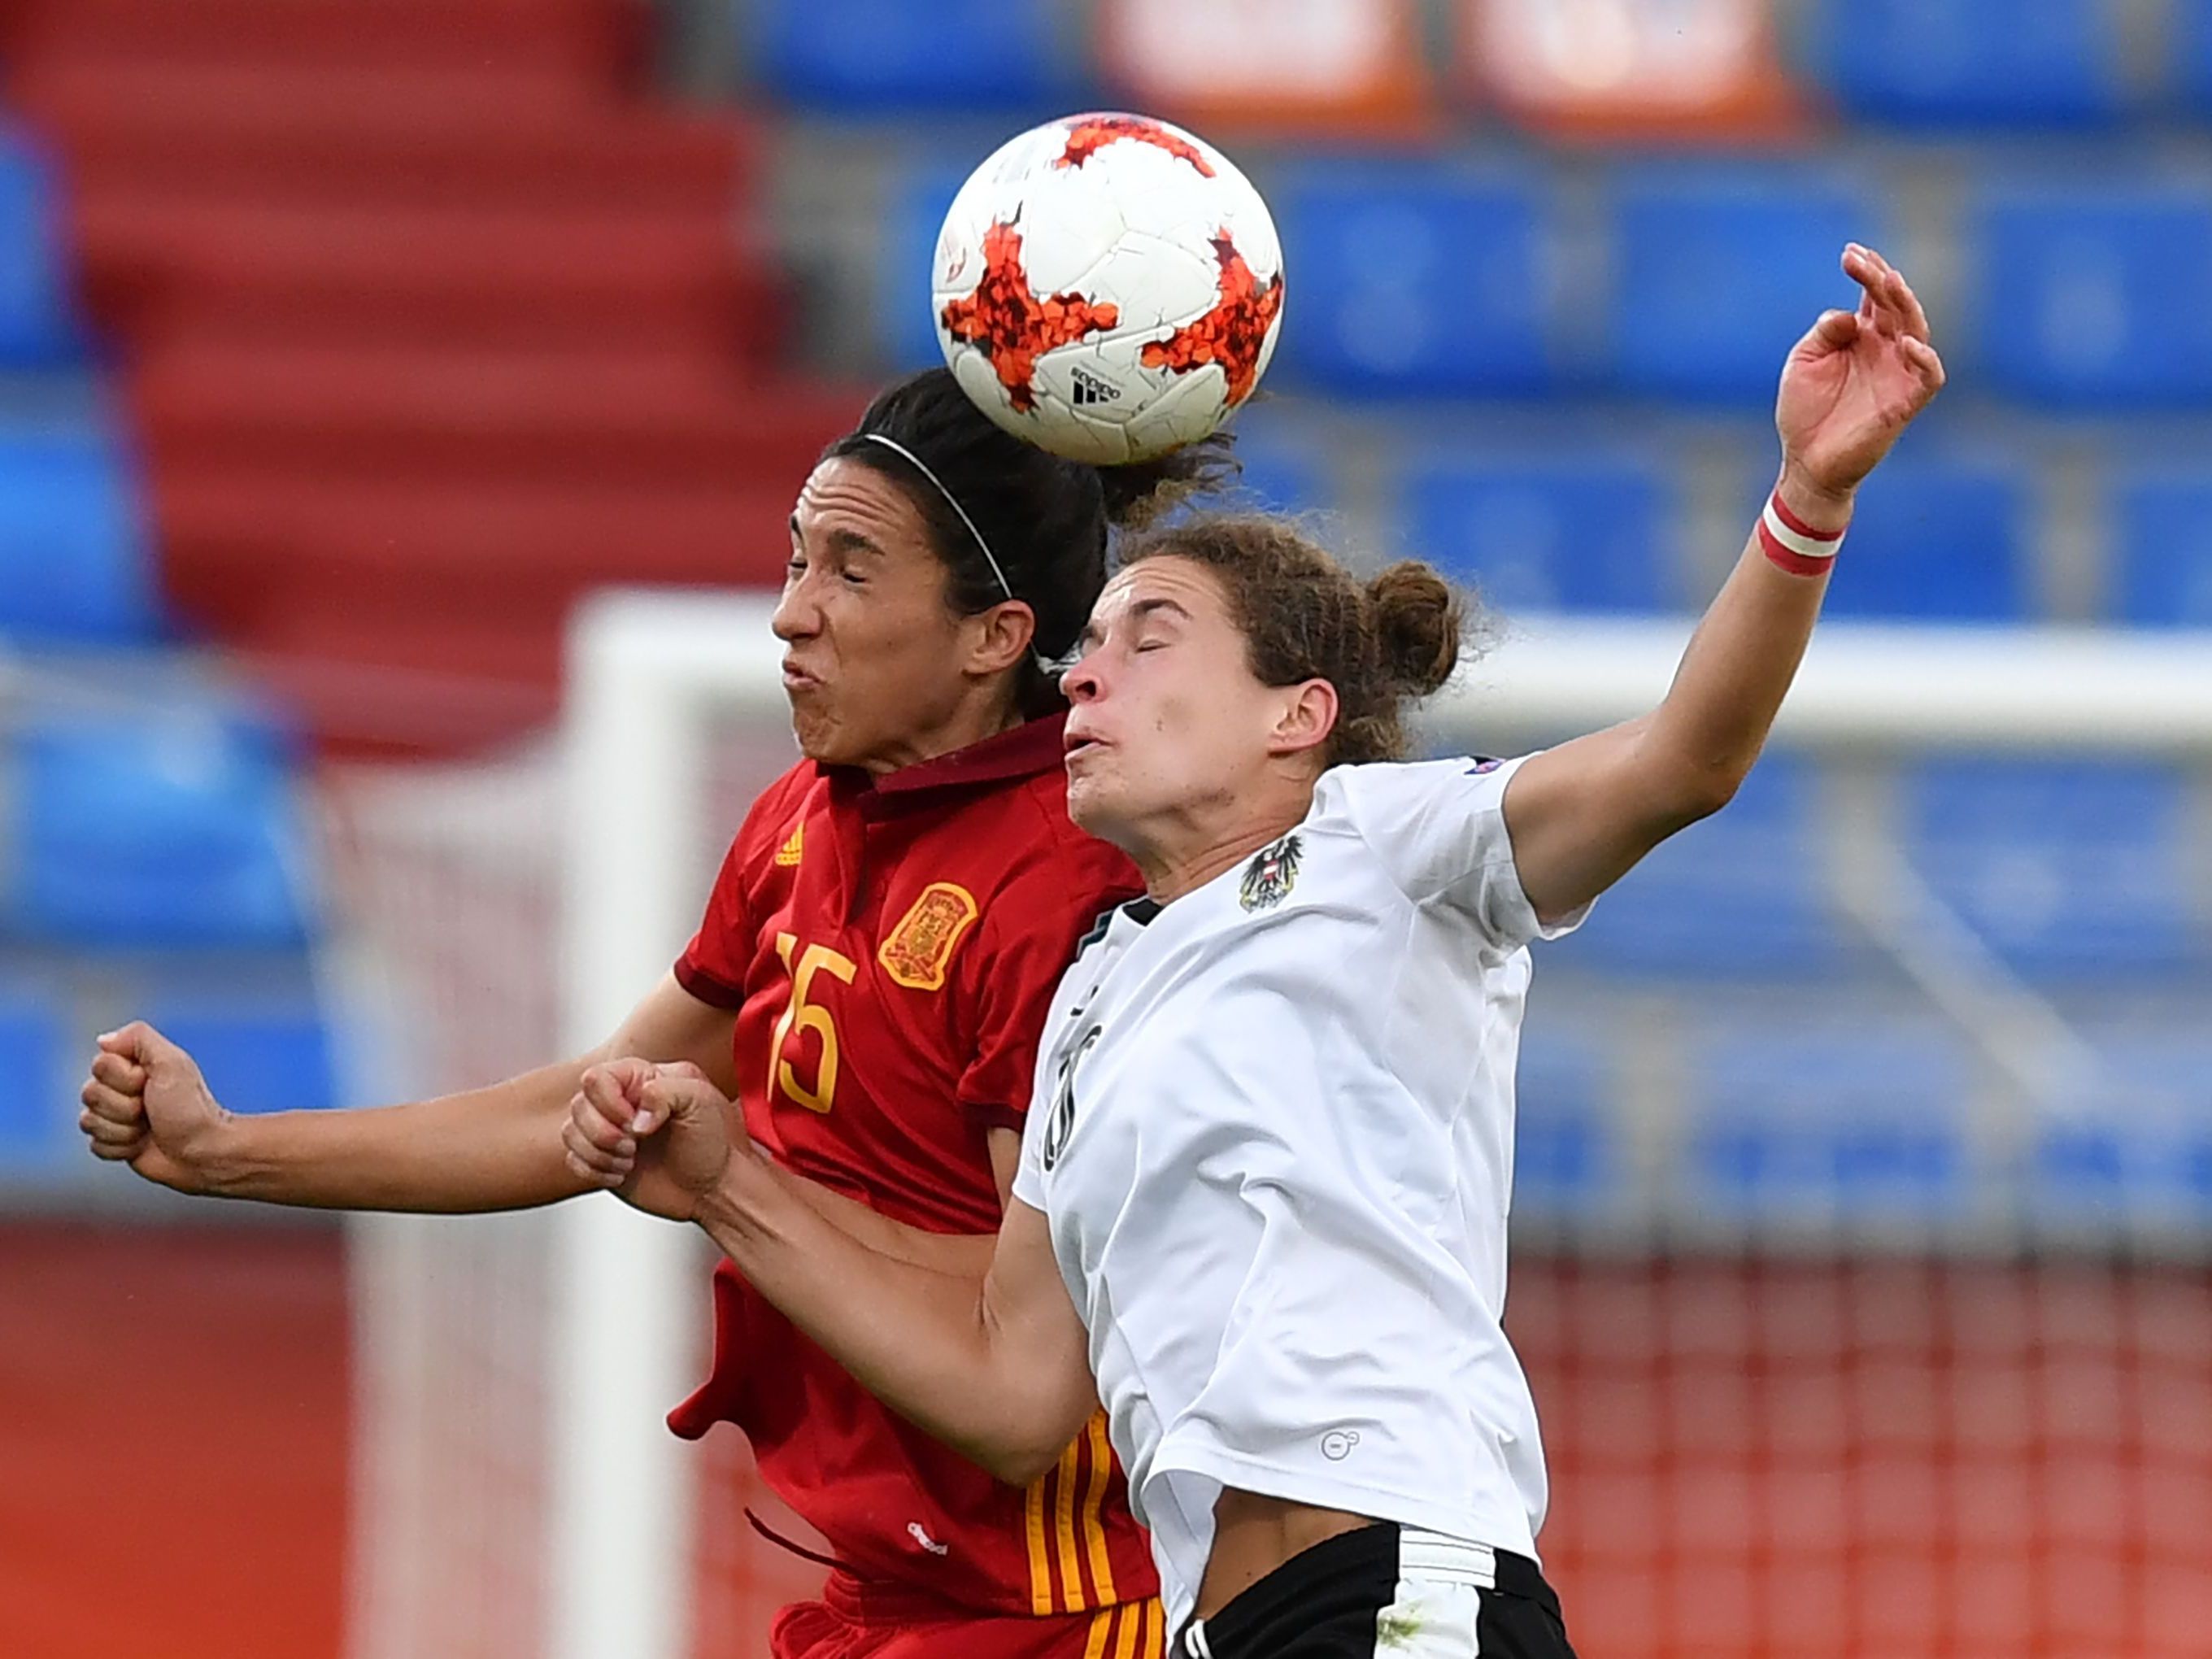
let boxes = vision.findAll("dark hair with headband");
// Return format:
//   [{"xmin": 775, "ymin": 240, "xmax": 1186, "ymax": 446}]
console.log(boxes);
[{"xmin": 825, "ymin": 368, "xmax": 1238, "ymax": 717}]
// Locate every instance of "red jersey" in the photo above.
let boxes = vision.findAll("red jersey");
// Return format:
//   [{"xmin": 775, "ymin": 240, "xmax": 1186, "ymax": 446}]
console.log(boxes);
[{"xmin": 667, "ymin": 713, "xmax": 1156, "ymax": 1620}]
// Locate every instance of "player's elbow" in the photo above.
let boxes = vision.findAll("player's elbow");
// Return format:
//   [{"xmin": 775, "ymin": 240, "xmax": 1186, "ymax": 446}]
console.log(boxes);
[
  {"xmin": 982, "ymin": 1439, "xmax": 1061, "ymax": 1489},
  {"xmin": 974, "ymin": 1415, "xmax": 1081, "ymax": 1487},
  {"xmin": 1674, "ymin": 760, "xmax": 1748, "ymax": 825}
]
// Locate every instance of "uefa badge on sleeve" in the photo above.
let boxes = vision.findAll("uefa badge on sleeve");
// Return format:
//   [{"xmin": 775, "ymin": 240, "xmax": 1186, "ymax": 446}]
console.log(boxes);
[{"xmin": 1238, "ymin": 834, "xmax": 1302, "ymax": 912}]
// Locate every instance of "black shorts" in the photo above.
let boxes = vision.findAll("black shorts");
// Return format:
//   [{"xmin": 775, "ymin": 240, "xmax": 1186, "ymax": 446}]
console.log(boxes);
[{"xmin": 1174, "ymin": 1523, "xmax": 1576, "ymax": 1659}]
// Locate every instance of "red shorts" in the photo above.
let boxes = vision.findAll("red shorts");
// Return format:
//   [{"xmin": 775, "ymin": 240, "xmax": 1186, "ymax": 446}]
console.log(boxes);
[{"xmin": 770, "ymin": 1572, "xmax": 1165, "ymax": 1659}]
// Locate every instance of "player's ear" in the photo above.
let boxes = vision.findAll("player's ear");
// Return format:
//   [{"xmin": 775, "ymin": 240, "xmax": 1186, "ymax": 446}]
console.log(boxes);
[
  {"xmin": 1269, "ymin": 679, "xmax": 1338, "ymax": 760},
  {"xmin": 967, "ymin": 599, "xmax": 1037, "ymax": 679}
]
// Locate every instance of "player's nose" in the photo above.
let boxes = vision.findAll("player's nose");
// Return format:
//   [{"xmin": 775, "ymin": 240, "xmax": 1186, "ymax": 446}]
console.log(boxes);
[
  {"xmin": 1060, "ymin": 650, "xmax": 1103, "ymax": 703},
  {"xmin": 770, "ymin": 580, "xmax": 822, "ymax": 642}
]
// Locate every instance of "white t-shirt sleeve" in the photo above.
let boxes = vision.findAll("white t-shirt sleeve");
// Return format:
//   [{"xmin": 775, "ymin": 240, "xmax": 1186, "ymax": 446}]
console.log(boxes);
[
  {"xmin": 1010, "ymin": 1093, "xmax": 1048, "ymax": 1212},
  {"xmin": 1332, "ymin": 754, "xmax": 1592, "ymax": 951}
]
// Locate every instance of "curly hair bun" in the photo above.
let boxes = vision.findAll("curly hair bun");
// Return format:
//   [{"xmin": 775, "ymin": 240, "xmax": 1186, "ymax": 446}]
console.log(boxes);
[{"xmin": 1365, "ymin": 561, "xmax": 1464, "ymax": 699}]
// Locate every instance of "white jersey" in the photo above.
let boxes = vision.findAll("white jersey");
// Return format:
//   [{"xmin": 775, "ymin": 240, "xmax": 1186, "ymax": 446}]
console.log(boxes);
[{"xmin": 1011, "ymin": 755, "xmax": 1589, "ymax": 1631}]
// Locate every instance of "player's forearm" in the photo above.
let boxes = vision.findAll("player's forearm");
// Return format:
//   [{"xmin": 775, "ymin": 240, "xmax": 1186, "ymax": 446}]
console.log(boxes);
[
  {"xmin": 1642, "ymin": 469, "xmax": 1848, "ymax": 808},
  {"xmin": 696, "ymin": 1153, "xmax": 1066, "ymax": 1481},
  {"xmin": 202, "ymin": 1063, "xmax": 594, "ymax": 1212}
]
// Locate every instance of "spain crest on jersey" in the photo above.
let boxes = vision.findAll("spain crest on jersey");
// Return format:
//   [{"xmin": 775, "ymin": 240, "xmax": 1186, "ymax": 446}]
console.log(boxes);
[
  {"xmin": 1239, "ymin": 833, "xmax": 1302, "ymax": 912},
  {"xmin": 877, "ymin": 881, "xmax": 981, "ymax": 991}
]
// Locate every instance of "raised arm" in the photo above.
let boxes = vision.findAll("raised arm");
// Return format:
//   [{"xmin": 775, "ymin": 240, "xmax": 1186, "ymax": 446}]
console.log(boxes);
[
  {"xmin": 1504, "ymin": 243, "xmax": 1945, "ymax": 922},
  {"xmin": 566, "ymin": 1060, "xmax": 1095, "ymax": 1485},
  {"xmin": 77, "ymin": 973, "xmax": 738, "ymax": 1212}
]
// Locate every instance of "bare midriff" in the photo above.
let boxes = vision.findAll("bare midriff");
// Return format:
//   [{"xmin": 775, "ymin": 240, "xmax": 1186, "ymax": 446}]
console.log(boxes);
[{"xmin": 1194, "ymin": 1487, "xmax": 1380, "ymax": 1620}]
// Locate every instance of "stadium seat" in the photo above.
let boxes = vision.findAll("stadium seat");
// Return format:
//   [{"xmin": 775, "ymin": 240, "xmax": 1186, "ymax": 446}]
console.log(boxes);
[
  {"xmin": 751, "ymin": 0, "xmax": 1082, "ymax": 112},
  {"xmin": 2114, "ymin": 471, "xmax": 2212, "ymax": 625},
  {"xmin": 0, "ymin": 424, "xmax": 159, "ymax": 644},
  {"xmin": 1804, "ymin": 0, "xmax": 2123, "ymax": 127},
  {"xmin": 1547, "ymin": 755, "xmax": 1844, "ymax": 978},
  {"xmin": 1099, "ymin": 0, "xmax": 1434, "ymax": 140},
  {"xmin": 2031, "ymin": 1032, "xmax": 2212, "ymax": 1225},
  {"xmin": 1687, "ymin": 1024, "xmax": 1971, "ymax": 1225},
  {"xmin": 2178, "ymin": 0, "xmax": 2212, "ymax": 112},
  {"xmin": 1228, "ymin": 439, "xmax": 1326, "ymax": 516},
  {"xmin": 0, "ymin": 992, "xmax": 67, "ymax": 1162},
  {"xmin": 1818, "ymin": 456, "xmax": 2031, "ymax": 621},
  {"xmin": 1400, "ymin": 451, "xmax": 1673, "ymax": 613},
  {"xmin": 1512, "ymin": 1025, "xmax": 1618, "ymax": 1219},
  {"xmin": 0, "ymin": 124, "xmax": 86, "ymax": 367},
  {"xmin": 1269, "ymin": 164, "xmax": 1556, "ymax": 398},
  {"xmin": 1969, "ymin": 185, "xmax": 2212, "ymax": 407},
  {"xmin": 7, "ymin": 707, "xmax": 316, "ymax": 949},
  {"xmin": 1464, "ymin": 0, "xmax": 1805, "ymax": 143},
  {"xmin": 1899, "ymin": 760, "xmax": 2196, "ymax": 981},
  {"xmin": 1606, "ymin": 168, "xmax": 1879, "ymax": 404},
  {"xmin": 138, "ymin": 1003, "xmax": 337, "ymax": 1116},
  {"xmin": 882, "ymin": 162, "xmax": 969, "ymax": 370}
]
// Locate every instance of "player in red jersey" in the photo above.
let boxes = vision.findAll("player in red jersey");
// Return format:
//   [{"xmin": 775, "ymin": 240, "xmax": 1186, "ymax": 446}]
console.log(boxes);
[{"xmin": 76, "ymin": 368, "xmax": 1233, "ymax": 1657}]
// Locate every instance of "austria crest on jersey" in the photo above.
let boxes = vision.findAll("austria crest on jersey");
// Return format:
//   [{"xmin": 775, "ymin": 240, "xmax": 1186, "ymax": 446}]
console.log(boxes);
[
  {"xmin": 932, "ymin": 111, "xmax": 1286, "ymax": 466},
  {"xmin": 1239, "ymin": 833, "xmax": 1302, "ymax": 912}
]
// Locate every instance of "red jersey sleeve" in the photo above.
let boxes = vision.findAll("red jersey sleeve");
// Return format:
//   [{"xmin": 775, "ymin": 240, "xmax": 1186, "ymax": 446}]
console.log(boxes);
[
  {"xmin": 954, "ymin": 841, "xmax": 1142, "ymax": 1133},
  {"xmin": 673, "ymin": 767, "xmax": 810, "ymax": 1011}
]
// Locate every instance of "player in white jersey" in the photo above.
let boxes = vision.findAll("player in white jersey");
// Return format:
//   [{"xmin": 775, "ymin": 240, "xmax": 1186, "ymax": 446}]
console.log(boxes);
[{"xmin": 567, "ymin": 243, "xmax": 1944, "ymax": 1657}]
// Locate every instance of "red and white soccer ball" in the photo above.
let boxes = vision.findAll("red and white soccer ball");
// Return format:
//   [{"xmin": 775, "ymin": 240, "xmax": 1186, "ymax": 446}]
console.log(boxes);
[{"xmin": 932, "ymin": 112, "xmax": 1286, "ymax": 466}]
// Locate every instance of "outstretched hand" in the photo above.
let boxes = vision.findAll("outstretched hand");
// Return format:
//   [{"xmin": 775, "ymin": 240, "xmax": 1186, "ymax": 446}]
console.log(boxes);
[
  {"xmin": 1775, "ymin": 243, "xmax": 1946, "ymax": 512},
  {"xmin": 564, "ymin": 1058, "xmax": 745, "ymax": 1222}
]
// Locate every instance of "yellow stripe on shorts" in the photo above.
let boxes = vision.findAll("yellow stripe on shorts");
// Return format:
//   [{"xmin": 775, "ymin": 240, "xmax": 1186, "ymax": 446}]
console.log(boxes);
[
  {"xmin": 1025, "ymin": 1463, "xmax": 1055, "ymax": 1615},
  {"xmin": 1079, "ymin": 1412, "xmax": 1118, "ymax": 1605}
]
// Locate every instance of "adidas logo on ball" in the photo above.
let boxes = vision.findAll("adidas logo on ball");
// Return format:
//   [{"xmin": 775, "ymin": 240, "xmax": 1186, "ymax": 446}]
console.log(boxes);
[{"xmin": 1069, "ymin": 365, "xmax": 1119, "ymax": 407}]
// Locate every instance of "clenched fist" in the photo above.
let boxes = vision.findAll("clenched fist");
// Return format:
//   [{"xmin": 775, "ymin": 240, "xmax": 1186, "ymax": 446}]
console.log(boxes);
[
  {"xmin": 79, "ymin": 1023, "xmax": 233, "ymax": 1195},
  {"xmin": 563, "ymin": 1058, "xmax": 747, "ymax": 1223}
]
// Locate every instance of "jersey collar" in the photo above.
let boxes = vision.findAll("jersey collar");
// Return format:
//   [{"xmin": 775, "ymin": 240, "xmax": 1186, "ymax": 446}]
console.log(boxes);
[{"xmin": 838, "ymin": 711, "xmax": 1070, "ymax": 821}]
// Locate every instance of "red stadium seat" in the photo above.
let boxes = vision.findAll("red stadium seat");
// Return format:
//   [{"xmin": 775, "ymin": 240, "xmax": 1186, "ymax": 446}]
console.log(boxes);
[
  {"xmin": 130, "ymin": 343, "xmax": 864, "ymax": 490},
  {"xmin": 15, "ymin": 59, "xmax": 757, "ymax": 216},
  {"xmin": 1097, "ymin": 0, "xmax": 1438, "ymax": 142},
  {"xmin": 1459, "ymin": 0, "xmax": 1808, "ymax": 144}
]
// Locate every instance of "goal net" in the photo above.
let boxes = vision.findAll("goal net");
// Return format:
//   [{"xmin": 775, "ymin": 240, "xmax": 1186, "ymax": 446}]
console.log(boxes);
[{"xmin": 336, "ymin": 590, "xmax": 2212, "ymax": 1659}]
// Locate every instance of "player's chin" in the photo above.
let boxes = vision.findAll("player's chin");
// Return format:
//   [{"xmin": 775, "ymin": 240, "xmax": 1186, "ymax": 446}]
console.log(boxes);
[
  {"xmin": 786, "ymin": 703, "xmax": 847, "ymax": 764},
  {"xmin": 1063, "ymin": 764, "xmax": 1126, "ymax": 837}
]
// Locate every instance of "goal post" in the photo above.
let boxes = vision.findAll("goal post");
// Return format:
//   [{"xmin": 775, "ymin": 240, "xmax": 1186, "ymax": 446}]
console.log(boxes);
[
  {"xmin": 552, "ymin": 591, "xmax": 2212, "ymax": 1658},
  {"xmin": 550, "ymin": 593, "xmax": 787, "ymax": 1659}
]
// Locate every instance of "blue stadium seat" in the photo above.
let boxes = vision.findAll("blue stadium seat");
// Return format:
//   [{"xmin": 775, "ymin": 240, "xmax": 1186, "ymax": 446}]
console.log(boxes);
[
  {"xmin": 1400, "ymin": 451, "xmax": 1672, "ymax": 613},
  {"xmin": 1970, "ymin": 186, "xmax": 2212, "ymax": 407},
  {"xmin": 1818, "ymin": 456, "xmax": 2031, "ymax": 620},
  {"xmin": 7, "ymin": 707, "xmax": 316, "ymax": 948},
  {"xmin": 0, "ymin": 125, "xmax": 85, "ymax": 368},
  {"xmin": 2032, "ymin": 1032, "xmax": 2212, "ymax": 1224},
  {"xmin": 1227, "ymin": 439, "xmax": 1326, "ymax": 516},
  {"xmin": 2178, "ymin": 0, "xmax": 2212, "ymax": 112},
  {"xmin": 1901, "ymin": 760, "xmax": 2196, "ymax": 980},
  {"xmin": 141, "ymin": 1004, "xmax": 337, "ymax": 1116},
  {"xmin": 2113, "ymin": 470, "xmax": 2212, "ymax": 625},
  {"xmin": 1513, "ymin": 1025, "xmax": 1617, "ymax": 1219},
  {"xmin": 752, "ymin": 0, "xmax": 1082, "ymax": 112},
  {"xmin": 1269, "ymin": 166, "xmax": 1556, "ymax": 398},
  {"xmin": 882, "ymin": 161, "xmax": 970, "ymax": 370},
  {"xmin": 1688, "ymin": 1025, "xmax": 1971, "ymax": 1224},
  {"xmin": 1607, "ymin": 169, "xmax": 1879, "ymax": 404},
  {"xmin": 1805, "ymin": 0, "xmax": 2122, "ymax": 127},
  {"xmin": 1548, "ymin": 755, "xmax": 1843, "ymax": 978},
  {"xmin": 0, "ymin": 991, "xmax": 66, "ymax": 1164},
  {"xmin": 0, "ymin": 425, "xmax": 159, "ymax": 644}
]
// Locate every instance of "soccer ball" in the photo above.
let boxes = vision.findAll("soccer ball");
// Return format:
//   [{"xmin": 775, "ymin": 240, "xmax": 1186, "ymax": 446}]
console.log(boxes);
[{"xmin": 931, "ymin": 111, "xmax": 1286, "ymax": 466}]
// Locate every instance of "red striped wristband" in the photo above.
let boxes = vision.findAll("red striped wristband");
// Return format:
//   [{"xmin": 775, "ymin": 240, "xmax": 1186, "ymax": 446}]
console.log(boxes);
[{"xmin": 1756, "ymin": 489, "xmax": 1847, "ymax": 577}]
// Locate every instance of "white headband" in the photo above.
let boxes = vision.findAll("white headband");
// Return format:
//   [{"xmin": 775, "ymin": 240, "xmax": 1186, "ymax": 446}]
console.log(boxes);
[
  {"xmin": 860, "ymin": 433, "xmax": 1012, "ymax": 601},
  {"xmin": 860, "ymin": 433, "xmax": 1082, "ymax": 676}
]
